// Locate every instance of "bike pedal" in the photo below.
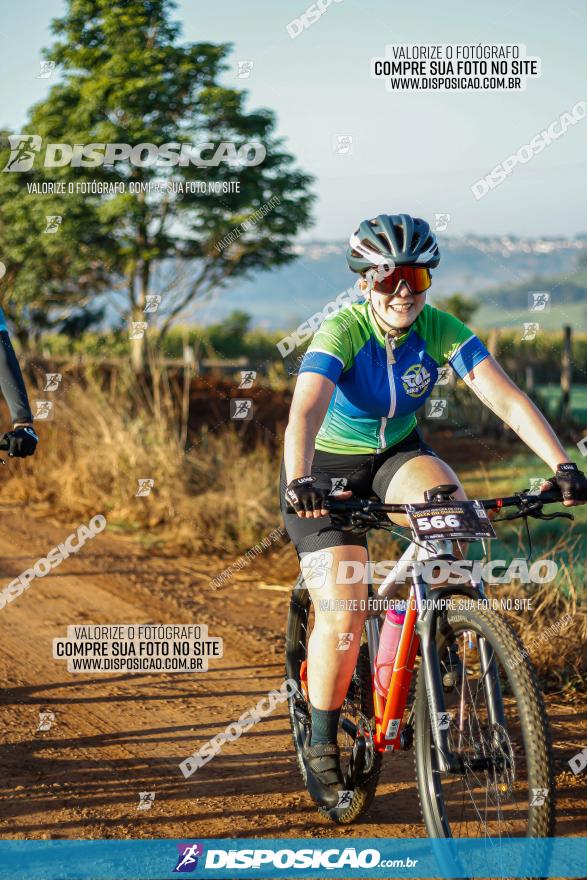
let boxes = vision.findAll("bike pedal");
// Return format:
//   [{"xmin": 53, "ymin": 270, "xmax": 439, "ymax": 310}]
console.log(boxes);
[{"xmin": 348, "ymin": 734, "xmax": 367, "ymax": 783}]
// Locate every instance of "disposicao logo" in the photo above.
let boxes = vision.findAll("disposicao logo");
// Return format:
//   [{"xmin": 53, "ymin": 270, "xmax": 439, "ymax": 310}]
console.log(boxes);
[
  {"xmin": 3, "ymin": 135, "xmax": 43, "ymax": 171},
  {"xmin": 2, "ymin": 134, "xmax": 266, "ymax": 171},
  {"xmin": 173, "ymin": 843, "xmax": 204, "ymax": 873}
]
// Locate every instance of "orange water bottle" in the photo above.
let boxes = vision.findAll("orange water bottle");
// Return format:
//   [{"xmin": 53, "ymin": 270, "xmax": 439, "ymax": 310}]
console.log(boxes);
[{"xmin": 374, "ymin": 603, "xmax": 406, "ymax": 697}]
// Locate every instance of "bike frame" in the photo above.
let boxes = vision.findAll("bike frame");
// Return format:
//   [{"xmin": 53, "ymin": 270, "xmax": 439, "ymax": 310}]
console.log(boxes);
[
  {"xmin": 365, "ymin": 537, "xmax": 506, "ymax": 769},
  {"xmin": 303, "ymin": 486, "xmax": 563, "ymax": 772}
]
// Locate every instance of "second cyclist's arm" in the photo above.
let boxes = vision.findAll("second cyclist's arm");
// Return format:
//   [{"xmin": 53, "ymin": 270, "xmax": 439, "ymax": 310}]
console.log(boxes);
[
  {"xmin": 0, "ymin": 327, "xmax": 33, "ymax": 426},
  {"xmin": 284, "ymin": 372, "xmax": 335, "ymax": 482},
  {"xmin": 462, "ymin": 355, "xmax": 571, "ymax": 470}
]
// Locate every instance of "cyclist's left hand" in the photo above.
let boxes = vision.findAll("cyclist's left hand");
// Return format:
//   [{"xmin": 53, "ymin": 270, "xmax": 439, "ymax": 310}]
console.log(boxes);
[
  {"xmin": 541, "ymin": 462, "xmax": 587, "ymax": 507},
  {"xmin": 4, "ymin": 426, "xmax": 38, "ymax": 458}
]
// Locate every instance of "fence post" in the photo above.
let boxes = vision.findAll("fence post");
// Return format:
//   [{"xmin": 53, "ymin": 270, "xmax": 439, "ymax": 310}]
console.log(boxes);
[
  {"xmin": 181, "ymin": 340, "xmax": 195, "ymax": 449},
  {"xmin": 525, "ymin": 365, "xmax": 535, "ymax": 396},
  {"xmin": 560, "ymin": 325, "xmax": 572, "ymax": 422}
]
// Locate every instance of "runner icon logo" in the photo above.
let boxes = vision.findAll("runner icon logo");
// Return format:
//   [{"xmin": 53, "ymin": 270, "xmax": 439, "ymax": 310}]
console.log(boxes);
[
  {"xmin": 44, "ymin": 373, "xmax": 62, "ymax": 392},
  {"xmin": 44, "ymin": 215, "xmax": 62, "ymax": 233},
  {"xmin": 335, "ymin": 790, "xmax": 354, "ymax": 808},
  {"xmin": 37, "ymin": 711, "xmax": 55, "ymax": 732},
  {"xmin": 336, "ymin": 632, "xmax": 354, "ymax": 651},
  {"xmin": 436, "ymin": 711, "xmax": 452, "ymax": 731},
  {"xmin": 239, "ymin": 371, "xmax": 257, "ymax": 389},
  {"xmin": 330, "ymin": 476, "xmax": 348, "ymax": 495},
  {"xmin": 3, "ymin": 135, "xmax": 42, "ymax": 172},
  {"xmin": 137, "ymin": 791, "xmax": 155, "ymax": 811},
  {"xmin": 530, "ymin": 788, "xmax": 548, "ymax": 807},
  {"xmin": 401, "ymin": 364, "xmax": 432, "ymax": 397},
  {"xmin": 34, "ymin": 400, "xmax": 54, "ymax": 420},
  {"xmin": 302, "ymin": 551, "xmax": 333, "ymax": 589},
  {"xmin": 174, "ymin": 843, "xmax": 204, "ymax": 873},
  {"xmin": 426, "ymin": 399, "xmax": 447, "ymax": 419}
]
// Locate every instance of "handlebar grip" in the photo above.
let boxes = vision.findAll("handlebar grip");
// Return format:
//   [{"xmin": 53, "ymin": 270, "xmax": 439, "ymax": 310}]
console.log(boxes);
[{"xmin": 532, "ymin": 486, "xmax": 563, "ymax": 503}]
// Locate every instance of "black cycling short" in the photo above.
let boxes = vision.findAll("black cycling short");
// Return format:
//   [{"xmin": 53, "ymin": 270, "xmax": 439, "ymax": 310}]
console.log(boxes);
[{"xmin": 279, "ymin": 427, "xmax": 437, "ymax": 557}]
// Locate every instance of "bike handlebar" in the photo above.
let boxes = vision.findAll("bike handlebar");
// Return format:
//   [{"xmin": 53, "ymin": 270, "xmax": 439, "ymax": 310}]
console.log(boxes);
[{"xmin": 324, "ymin": 486, "xmax": 563, "ymax": 515}]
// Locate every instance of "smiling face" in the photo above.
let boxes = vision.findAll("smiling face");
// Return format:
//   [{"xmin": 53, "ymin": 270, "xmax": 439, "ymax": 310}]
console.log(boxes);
[{"xmin": 362, "ymin": 279, "xmax": 427, "ymax": 331}]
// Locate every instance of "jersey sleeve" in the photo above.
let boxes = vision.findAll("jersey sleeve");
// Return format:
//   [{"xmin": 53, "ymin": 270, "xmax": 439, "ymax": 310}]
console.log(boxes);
[
  {"xmin": 433, "ymin": 308, "xmax": 490, "ymax": 379},
  {"xmin": 0, "ymin": 309, "xmax": 34, "ymax": 424},
  {"xmin": 298, "ymin": 313, "xmax": 352, "ymax": 384}
]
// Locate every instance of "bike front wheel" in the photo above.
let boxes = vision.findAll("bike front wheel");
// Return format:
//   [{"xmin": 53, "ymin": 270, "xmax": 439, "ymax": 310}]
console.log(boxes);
[{"xmin": 415, "ymin": 602, "xmax": 555, "ymax": 839}]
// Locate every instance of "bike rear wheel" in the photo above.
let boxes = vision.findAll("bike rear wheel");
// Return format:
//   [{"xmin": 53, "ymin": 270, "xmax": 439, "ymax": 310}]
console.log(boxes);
[
  {"xmin": 415, "ymin": 602, "xmax": 555, "ymax": 839},
  {"xmin": 285, "ymin": 580, "xmax": 382, "ymax": 823}
]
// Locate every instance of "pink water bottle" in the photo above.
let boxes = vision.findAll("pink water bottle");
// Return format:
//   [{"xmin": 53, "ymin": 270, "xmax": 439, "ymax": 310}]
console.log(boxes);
[{"xmin": 374, "ymin": 604, "xmax": 406, "ymax": 697}]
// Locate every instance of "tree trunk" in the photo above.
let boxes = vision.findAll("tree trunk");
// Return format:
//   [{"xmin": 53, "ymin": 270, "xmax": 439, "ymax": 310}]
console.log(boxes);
[
  {"xmin": 129, "ymin": 261, "xmax": 150, "ymax": 373},
  {"xmin": 130, "ymin": 304, "xmax": 146, "ymax": 373}
]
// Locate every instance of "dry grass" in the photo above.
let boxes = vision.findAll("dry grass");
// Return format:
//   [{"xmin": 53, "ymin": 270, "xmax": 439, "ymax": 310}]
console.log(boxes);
[
  {"xmin": 3, "ymin": 369, "xmax": 281, "ymax": 555},
  {"xmin": 496, "ymin": 577, "xmax": 586, "ymax": 689},
  {"xmin": 3, "ymin": 368, "xmax": 583, "ymax": 686}
]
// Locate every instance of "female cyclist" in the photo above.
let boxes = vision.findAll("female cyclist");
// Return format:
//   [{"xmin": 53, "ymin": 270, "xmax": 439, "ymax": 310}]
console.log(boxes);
[{"xmin": 280, "ymin": 213, "xmax": 586, "ymax": 809}]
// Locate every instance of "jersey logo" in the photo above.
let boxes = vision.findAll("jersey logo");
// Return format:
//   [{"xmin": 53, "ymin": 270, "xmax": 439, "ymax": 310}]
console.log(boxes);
[{"xmin": 401, "ymin": 363, "xmax": 432, "ymax": 397}]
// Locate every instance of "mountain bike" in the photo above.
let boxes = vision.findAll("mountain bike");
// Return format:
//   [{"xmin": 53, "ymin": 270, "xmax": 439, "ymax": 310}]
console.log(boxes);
[{"xmin": 285, "ymin": 483, "xmax": 568, "ymax": 836}]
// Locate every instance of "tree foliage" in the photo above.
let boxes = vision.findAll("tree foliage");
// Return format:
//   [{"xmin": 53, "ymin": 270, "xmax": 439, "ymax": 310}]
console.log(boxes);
[
  {"xmin": 436, "ymin": 292, "xmax": 479, "ymax": 325},
  {"xmin": 0, "ymin": 0, "xmax": 314, "ymax": 361}
]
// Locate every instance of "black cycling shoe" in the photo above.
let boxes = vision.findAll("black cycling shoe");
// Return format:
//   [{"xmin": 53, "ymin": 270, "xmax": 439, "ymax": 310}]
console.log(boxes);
[{"xmin": 302, "ymin": 738, "xmax": 345, "ymax": 809}]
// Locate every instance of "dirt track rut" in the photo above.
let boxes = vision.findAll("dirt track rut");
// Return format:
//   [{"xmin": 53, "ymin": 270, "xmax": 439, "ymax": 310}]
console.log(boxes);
[{"xmin": 0, "ymin": 504, "xmax": 584, "ymax": 841}]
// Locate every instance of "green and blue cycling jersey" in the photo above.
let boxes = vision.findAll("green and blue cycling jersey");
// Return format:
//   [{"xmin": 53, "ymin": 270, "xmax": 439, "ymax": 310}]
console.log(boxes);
[{"xmin": 299, "ymin": 300, "xmax": 489, "ymax": 455}]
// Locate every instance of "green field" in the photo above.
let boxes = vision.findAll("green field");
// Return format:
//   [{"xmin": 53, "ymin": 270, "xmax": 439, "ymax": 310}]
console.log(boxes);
[
  {"xmin": 476, "ymin": 300, "xmax": 587, "ymax": 331},
  {"xmin": 536, "ymin": 384, "xmax": 587, "ymax": 425},
  {"xmin": 458, "ymin": 450, "xmax": 587, "ymax": 585}
]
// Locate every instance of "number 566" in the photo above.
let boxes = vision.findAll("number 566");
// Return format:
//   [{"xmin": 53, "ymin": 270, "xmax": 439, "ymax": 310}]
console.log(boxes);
[{"xmin": 419, "ymin": 515, "xmax": 460, "ymax": 530}]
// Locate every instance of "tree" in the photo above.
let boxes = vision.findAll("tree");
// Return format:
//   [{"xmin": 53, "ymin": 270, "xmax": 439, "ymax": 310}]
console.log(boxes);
[
  {"xmin": 436, "ymin": 293, "xmax": 479, "ymax": 325},
  {"xmin": 0, "ymin": 126, "xmax": 118, "ymax": 350},
  {"xmin": 0, "ymin": 0, "xmax": 314, "ymax": 368}
]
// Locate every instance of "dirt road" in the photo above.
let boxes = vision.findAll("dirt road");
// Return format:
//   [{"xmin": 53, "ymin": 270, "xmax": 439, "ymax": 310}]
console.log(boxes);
[{"xmin": 0, "ymin": 503, "xmax": 585, "ymax": 840}]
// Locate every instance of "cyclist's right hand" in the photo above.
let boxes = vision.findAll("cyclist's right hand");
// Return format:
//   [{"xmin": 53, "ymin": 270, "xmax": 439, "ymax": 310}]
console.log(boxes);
[
  {"xmin": 285, "ymin": 476, "xmax": 352, "ymax": 518},
  {"xmin": 2, "ymin": 426, "xmax": 38, "ymax": 458}
]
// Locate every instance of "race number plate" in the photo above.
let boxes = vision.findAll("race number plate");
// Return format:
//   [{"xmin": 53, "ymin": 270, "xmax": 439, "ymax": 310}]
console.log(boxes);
[{"xmin": 406, "ymin": 500, "xmax": 496, "ymax": 540}]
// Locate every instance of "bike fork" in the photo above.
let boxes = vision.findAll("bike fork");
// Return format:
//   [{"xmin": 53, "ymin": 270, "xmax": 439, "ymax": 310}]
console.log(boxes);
[
  {"xmin": 478, "ymin": 634, "xmax": 506, "ymax": 730},
  {"xmin": 414, "ymin": 592, "xmax": 459, "ymax": 773}
]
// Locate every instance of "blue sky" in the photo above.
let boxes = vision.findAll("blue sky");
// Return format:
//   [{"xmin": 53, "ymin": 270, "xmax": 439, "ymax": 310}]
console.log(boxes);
[{"xmin": 1, "ymin": 0, "xmax": 586, "ymax": 238}]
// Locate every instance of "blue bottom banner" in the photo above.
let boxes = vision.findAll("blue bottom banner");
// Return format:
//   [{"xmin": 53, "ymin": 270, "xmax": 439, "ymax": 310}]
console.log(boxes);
[{"xmin": 0, "ymin": 837, "xmax": 585, "ymax": 879}]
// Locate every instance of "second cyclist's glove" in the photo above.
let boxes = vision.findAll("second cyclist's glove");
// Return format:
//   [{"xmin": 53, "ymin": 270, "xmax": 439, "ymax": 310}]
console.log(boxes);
[
  {"xmin": 550, "ymin": 462, "xmax": 587, "ymax": 502},
  {"xmin": 4, "ymin": 426, "xmax": 38, "ymax": 458},
  {"xmin": 285, "ymin": 475, "xmax": 328, "ymax": 515}
]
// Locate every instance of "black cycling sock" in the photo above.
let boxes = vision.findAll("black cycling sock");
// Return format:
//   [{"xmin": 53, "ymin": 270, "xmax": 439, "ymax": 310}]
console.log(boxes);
[{"xmin": 310, "ymin": 706, "xmax": 341, "ymax": 745}]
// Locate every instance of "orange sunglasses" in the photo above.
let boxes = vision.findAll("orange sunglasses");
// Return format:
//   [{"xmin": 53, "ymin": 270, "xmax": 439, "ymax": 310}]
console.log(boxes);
[{"xmin": 372, "ymin": 266, "xmax": 431, "ymax": 295}]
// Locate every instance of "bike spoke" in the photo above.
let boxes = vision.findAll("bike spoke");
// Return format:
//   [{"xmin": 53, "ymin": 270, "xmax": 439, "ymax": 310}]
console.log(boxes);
[{"xmin": 431, "ymin": 625, "xmax": 533, "ymax": 837}]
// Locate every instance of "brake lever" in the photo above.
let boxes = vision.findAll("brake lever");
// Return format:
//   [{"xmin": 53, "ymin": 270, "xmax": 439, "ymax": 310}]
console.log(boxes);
[
  {"xmin": 528, "ymin": 509, "xmax": 574, "ymax": 521},
  {"xmin": 495, "ymin": 500, "xmax": 573, "ymax": 522}
]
